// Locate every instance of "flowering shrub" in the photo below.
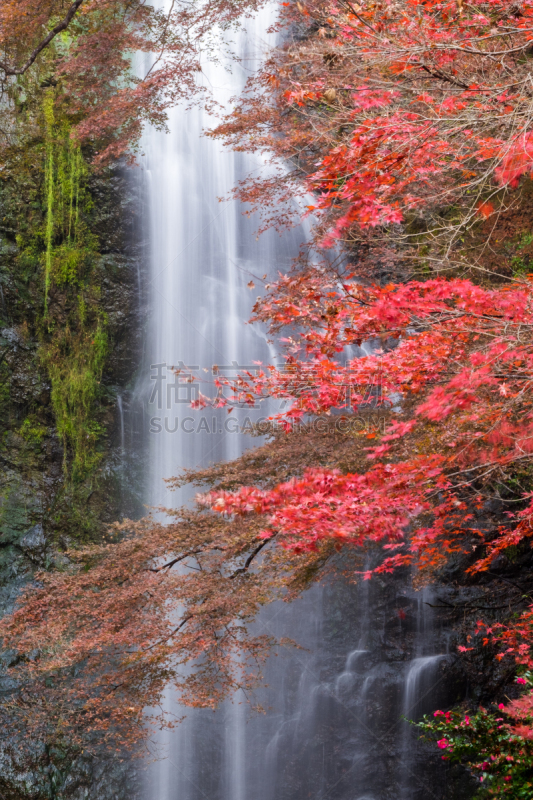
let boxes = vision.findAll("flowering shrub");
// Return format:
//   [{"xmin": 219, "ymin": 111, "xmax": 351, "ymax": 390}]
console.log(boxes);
[{"xmin": 418, "ymin": 674, "xmax": 533, "ymax": 796}]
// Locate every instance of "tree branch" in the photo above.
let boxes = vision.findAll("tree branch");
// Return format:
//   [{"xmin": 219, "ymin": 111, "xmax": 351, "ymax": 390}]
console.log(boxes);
[
  {"xmin": 147, "ymin": 550, "xmax": 202, "ymax": 572},
  {"xmin": 0, "ymin": 0, "xmax": 85, "ymax": 78},
  {"xmin": 230, "ymin": 537, "xmax": 272, "ymax": 579},
  {"xmin": 486, "ymin": 571, "xmax": 533, "ymax": 600},
  {"xmin": 419, "ymin": 63, "xmax": 469, "ymax": 90}
]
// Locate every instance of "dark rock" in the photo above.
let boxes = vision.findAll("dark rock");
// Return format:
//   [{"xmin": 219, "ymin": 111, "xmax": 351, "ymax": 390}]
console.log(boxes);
[{"xmin": 20, "ymin": 524, "xmax": 46, "ymax": 563}]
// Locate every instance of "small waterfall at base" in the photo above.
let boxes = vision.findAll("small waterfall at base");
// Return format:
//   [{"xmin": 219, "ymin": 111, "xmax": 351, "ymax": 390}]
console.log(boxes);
[
  {"xmin": 140, "ymin": 4, "xmax": 468, "ymax": 799},
  {"xmin": 117, "ymin": 394, "xmax": 125, "ymax": 455}
]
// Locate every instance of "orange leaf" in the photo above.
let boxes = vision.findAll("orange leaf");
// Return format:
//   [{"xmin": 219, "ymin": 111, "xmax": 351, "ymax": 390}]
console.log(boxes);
[{"xmin": 477, "ymin": 201, "xmax": 495, "ymax": 219}]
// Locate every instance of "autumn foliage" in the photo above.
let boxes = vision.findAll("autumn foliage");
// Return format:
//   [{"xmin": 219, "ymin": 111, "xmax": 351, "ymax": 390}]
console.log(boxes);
[
  {"xmin": 213, "ymin": 0, "xmax": 533, "ymax": 252},
  {"xmin": 0, "ymin": 0, "xmax": 262, "ymax": 165},
  {"xmin": 0, "ymin": 507, "xmax": 298, "ymax": 754}
]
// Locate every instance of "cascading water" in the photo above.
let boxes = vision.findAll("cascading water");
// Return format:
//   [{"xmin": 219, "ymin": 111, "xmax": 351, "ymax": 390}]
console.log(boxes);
[
  {"xmin": 139, "ymin": 5, "xmax": 467, "ymax": 799},
  {"xmin": 141, "ymin": 6, "xmax": 302, "ymax": 513},
  {"xmin": 140, "ymin": 5, "xmax": 316, "ymax": 796}
]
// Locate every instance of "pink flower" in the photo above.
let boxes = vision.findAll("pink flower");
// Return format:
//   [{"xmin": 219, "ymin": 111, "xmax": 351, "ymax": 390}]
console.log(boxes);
[
  {"xmin": 482, "ymin": 762, "xmax": 489, "ymax": 769},
  {"xmin": 464, "ymin": 715, "xmax": 470, "ymax": 725},
  {"xmin": 437, "ymin": 739, "xmax": 448, "ymax": 749},
  {"xmin": 517, "ymin": 677, "xmax": 527, "ymax": 685},
  {"xmin": 434, "ymin": 710, "xmax": 444, "ymax": 717},
  {"xmin": 498, "ymin": 703, "xmax": 505, "ymax": 711},
  {"xmin": 504, "ymin": 776, "xmax": 512, "ymax": 783}
]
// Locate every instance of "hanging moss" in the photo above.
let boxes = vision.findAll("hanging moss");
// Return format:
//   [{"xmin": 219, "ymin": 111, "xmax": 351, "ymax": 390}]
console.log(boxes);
[
  {"xmin": 43, "ymin": 92, "xmax": 93, "ymax": 296},
  {"xmin": 42, "ymin": 322, "xmax": 108, "ymax": 479},
  {"xmin": 43, "ymin": 92, "xmax": 55, "ymax": 310},
  {"xmin": 38, "ymin": 91, "xmax": 110, "ymax": 480}
]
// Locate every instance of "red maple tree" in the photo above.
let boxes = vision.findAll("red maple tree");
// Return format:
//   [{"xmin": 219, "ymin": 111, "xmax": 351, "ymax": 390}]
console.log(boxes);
[{"xmin": 212, "ymin": 0, "xmax": 533, "ymax": 251}]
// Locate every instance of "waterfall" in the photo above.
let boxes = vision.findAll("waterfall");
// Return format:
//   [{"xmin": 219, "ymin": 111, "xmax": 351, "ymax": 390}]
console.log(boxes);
[
  {"xmin": 139, "ymin": 3, "xmax": 465, "ymax": 798},
  {"xmin": 141, "ymin": 4, "xmax": 303, "ymax": 515},
  {"xmin": 117, "ymin": 394, "xmax": 125, "ymax": 454},
  {"xmin": 141, "ymin": 3, "xmax": 316, "ymax": 797}
]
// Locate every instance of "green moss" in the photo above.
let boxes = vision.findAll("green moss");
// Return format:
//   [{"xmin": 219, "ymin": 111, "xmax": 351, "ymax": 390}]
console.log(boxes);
[
  {"xmin": 505, "ymin": 229, "xmax": 533, "ymax": 275},
  {"xmin": 34, "ymin": 91, "xmax": 110, "ymax": 481},
  {"xmin": 43, "ymin": 93, "xmax": 55, "ymax": 310},
  {"xmin": 43, "ymin": 92, "xmax": 91, "ymax": 301},
  {"xmin": 0, "ymin": 65, "xmax": 137, "ymax": 541},
  {"xmin": 19, "ymin": 417, "xmax": 48, "ymax": 447},
  {"xmin": 50, "ymin": 242, "xmax": 85, "ymax": 285},
  {"xmin": 517, "ymin": 230, "xmax": 533, "ymax": 248},
  {"xmin": 511, "ymin": 254, "xmax": 530, "ymax": 275},
  {"xmin": 42, "ymin": 322, "xmax": 108, "ymax": 480}
]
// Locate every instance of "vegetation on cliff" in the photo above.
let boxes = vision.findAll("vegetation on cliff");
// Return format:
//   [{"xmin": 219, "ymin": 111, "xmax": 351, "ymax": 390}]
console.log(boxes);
[{"xmin": 0, "ymin": 77, "xmax": 140, "ymax": 568}]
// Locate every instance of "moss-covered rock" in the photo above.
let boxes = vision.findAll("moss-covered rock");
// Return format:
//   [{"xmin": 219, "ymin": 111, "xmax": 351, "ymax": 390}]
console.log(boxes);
[{"xmin": 0, "ymin": 69, "xmax": 146, "ymax": 800}]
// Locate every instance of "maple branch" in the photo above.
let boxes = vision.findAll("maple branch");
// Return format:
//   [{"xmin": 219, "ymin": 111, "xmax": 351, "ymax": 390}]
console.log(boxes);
[
  {"xmin": 425, "ymin": 601, "xmax": 522, "ymax": 611},
  {"xmin": 337, "ymin": 0, "xmax": 381, "ymax": 38},
  {"xmin": 141, "ymin": 540, "xmax": 275, "ymax": 652},
  {"xmin": 0, "ymin": 0, "xmax": 85, "ymax": 77},
  {"xmin": 143, "ymin": 0, "xmax": 177, "ymax": 81},
  {"xmin": 418, "ymin": 63, "xmax": 469, "ymax": 90},
  {"xmin": 139, "ymin": 613, "xmax": 195, "ymax": 654},
  {"xmin": 142, "ymin": 538, "xmax": 275, "ymax": 656},
  {"xmin": 486, "ymin": 572, "xmax": 533, "ymax": 600},
  {"xmin": 434, "ymin": 38, "xmax": 533, "ymax": 58},
  {"xmin": 230, "ymin": 536, "xmax": 273, "ymax": 579},
  {"xmin": 148, "ymin": 550, "xmax": 202, "ymax": 572},
  {"xmin": 426, "ymin": 585, "xmax": 533, "ymax": 612}
]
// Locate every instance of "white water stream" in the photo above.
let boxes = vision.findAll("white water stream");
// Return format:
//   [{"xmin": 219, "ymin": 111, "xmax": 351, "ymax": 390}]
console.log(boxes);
[
  {"xmin": 142, "ymin": 6, "xmax": 302, "ymax": 513},
  {"xmin": 138, "ymin": 5, "xmax": 460, "ymax": 798}
]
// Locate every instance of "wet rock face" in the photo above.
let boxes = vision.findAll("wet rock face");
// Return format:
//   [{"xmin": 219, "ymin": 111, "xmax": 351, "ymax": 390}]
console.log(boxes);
[
  {"xmin": 258, "ymin": 574, "xmax": 475, "ymax": 800},
  {"xmin": 0, "ymin": 745, "xmax": 142, "ymax": 800},
  {"xmin": 0, "ymin": 166, "xmax": 146, "ymax": 564},
  {"xmin": 0, "ymin": 169, "xmax": 147, "ymax": 800},
  {"xmin": 20, "ymin": 523, "xmax": 46, "ymax": 562}
]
